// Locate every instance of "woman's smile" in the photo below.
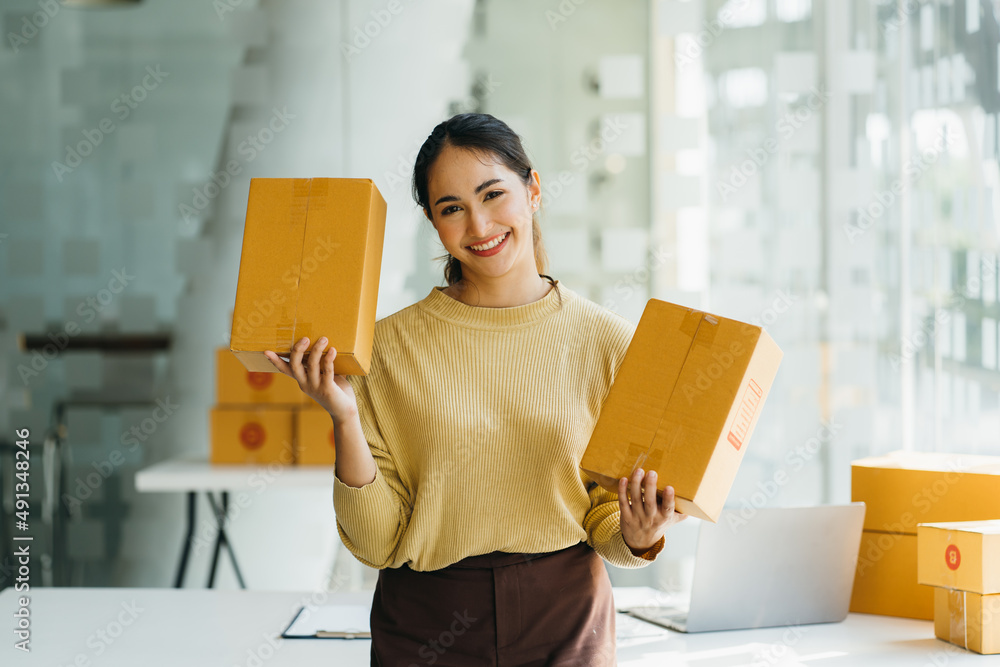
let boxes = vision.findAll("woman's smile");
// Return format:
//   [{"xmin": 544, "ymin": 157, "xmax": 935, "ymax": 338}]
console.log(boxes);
[{"xmin": 467, "ymin": 231, "xmax": 510, "ymax": 256}]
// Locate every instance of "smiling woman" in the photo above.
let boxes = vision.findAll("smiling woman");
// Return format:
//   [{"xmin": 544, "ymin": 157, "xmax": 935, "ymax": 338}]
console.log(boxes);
[
  {"xmin": 268, "ymin": 113, "xmax": 686, "ymax": 667},
  {"xmin": 411, "ymin": 113, "xmax": 557, "ymax": 308}
]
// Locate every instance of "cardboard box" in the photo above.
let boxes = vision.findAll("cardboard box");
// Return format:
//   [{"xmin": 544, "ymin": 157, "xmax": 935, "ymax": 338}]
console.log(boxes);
[
  {"xmin": 918, "ymin": 520, "xmax": 1000, "ymax": 594},
  {"xmin": 934, "ymin": 587, "xmax": 1000, "ymax": 654},
  {"xmin": 295, "ymin": 408, "xmax": 336, "ymax": 465},
  {"xmin": 851, "ymin": 531, "xmax": 934, "ymax": 620},
  {"xmin": 580, "ymin": 300, "xmax": 783, "ymax": 522},
  {"xmin": 216, "ymin": 347, "xmax": 304, "ymax": 405},
  {"xmin": 210, "ymin": 407, "xmax": 295, "ymax": 465},
  {"xmin": 230, "ymin": 178, "xmax": 387, "ymax": 375},
  {"xmin": 852, "ymin": 452, "xmax": 1000, "ymax": 535}
]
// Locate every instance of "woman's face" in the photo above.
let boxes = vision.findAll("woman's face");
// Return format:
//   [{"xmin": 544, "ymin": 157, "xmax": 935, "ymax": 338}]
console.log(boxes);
[{"xmin": 425, "ymin": 144, "xmax": 541, "ymax": 284}]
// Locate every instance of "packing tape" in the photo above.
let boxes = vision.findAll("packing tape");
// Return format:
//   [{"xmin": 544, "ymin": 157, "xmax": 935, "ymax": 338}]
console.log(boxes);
[
  {"xmin": 284, "ymin": 178, "xmax": 314, "ymax": 352},
  {"xmin": 950, "ymin": 589, "xmax": 967, "ymax": 648}
]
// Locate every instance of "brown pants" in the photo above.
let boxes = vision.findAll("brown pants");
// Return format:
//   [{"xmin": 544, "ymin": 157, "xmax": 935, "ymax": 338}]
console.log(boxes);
[{"xmin": 370, "ymin": 541, "xmax": 616, "ymax": 666}]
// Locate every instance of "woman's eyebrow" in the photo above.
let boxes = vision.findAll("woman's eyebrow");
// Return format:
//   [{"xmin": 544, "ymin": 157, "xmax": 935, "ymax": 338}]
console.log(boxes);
[{"xmin": 433, "ymin": 178, "xmax": 505, "ymax": 206}]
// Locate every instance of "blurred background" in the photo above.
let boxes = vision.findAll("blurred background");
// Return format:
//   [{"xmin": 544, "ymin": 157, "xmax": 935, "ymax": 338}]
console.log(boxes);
[{"xmin": 1, "ymin": 0, "xmax": 999, "ymax": 596}]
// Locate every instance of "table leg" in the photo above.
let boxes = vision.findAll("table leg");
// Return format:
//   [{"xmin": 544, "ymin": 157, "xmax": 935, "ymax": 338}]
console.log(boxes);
[
  {"xmin": 206, "ymin": 491, "xmax": 247, "ymax": 589},
  {"xmin": 220, "ymin": 492, "xmax": 247, "ymax": 589},
  {"xmin": 173, "ymin": 491, "xmax": 196, "ymax": 588}
]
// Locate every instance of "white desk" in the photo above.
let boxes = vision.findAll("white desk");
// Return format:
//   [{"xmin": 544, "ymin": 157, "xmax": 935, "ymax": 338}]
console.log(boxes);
[
  {"xmin": 134, "ymin": 458, "xmax": 336, "ymax": 493},
  {"xmin": 134, "ymin": 458, "xmax": 336, "ymax": 588},
  {"xmin": 1, "ymin": 587, "xmax": 995, "ymax": 666}
]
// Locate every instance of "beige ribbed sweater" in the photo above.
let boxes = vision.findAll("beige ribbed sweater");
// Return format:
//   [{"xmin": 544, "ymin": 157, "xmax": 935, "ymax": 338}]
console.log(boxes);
[{"xmin": 335, "ymin": 279, "xmax": 658, "ymax": 571}]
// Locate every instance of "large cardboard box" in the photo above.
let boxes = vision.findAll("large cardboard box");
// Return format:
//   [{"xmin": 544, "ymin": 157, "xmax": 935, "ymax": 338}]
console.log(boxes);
[
  {"xmin": 852, "ymin": 531, "xmax": 934, "ymax": 619},
  {"xmin": 850, "ymin": 452, "xmax": 1000, "ymax": 619},
  {"xmin": 580, "ymin": 300, "xmax": 783, "ymax": 522},
  {"xmin": 934, "ymin": 588, "xmax": 1000, "ymax": 654},
  {"xmin": 216, "ymin": 347, "xmax": 304, "ymax": 405},
  {"xmin": 230, "ymin": 178, "xmax": 387, "ymax": 375},
  {"xmin": 918, "ymin": 520, "xmax": 1000, "ymax": 594},
  {"xmin": 295, "ymin": 408, "xmax": 336, "ymax": 466},
  {"xmin": 852, "ymin": 452, "xmax": 1000, "ymax": 534},
  {"xmin": 210, "ymin": 407, "xmax": 295, "ymax": 465}
]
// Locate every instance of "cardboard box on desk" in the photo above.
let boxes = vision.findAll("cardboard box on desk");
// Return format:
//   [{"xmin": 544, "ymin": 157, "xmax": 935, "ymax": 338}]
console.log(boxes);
[
  {"xmin": 852, "ymin": 531, "xmax": 933, "ymax": 619},
  {"xmin": 580, "ymin": 300, "xmax": 783, "ymax": 523},
  {"xmin": 852, "ymin": 452, "xmax": 1000, "ymax": 534},
  {"xmin": 295, "ymin": 408, "xmax": 336, "ymax": 465},
  {"xmin": 934, "ymin": 588, "xmax": 1000, "ymax": 654},
  {"xmin": 210, "ymin": 407, "xmax": 295, "ymax": 465},
  {"xmin": 849, "ymin": 452, "xmax": 1000, "ymax": 619},
  {"xmin": 230, "ymin": 178, "xmax": 387, "ymax": 375},
  {"xmin": 918, "ymin": 520, "xmax": 1000, "ymax": 594},
  {"xmin": 216, "ymin": 347, "xmax": 304, "ymax": 405}
]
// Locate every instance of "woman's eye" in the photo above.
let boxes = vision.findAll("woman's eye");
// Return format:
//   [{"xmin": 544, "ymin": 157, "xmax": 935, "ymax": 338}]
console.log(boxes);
[
  {"xmin": 485, "ymin": 190, "xmax": 503, "ymax": 201},
  {"xmin": 441, "ymin": 205, "xmax": 460, "ymax": 216}
]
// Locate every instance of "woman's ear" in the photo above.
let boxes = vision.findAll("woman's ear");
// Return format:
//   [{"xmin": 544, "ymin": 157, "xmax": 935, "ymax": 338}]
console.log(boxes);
[
  {"xmin": 423, "ymin": 207, "xmax": 434, "ymax": 226},
  {"xmin": 527, "ymin": 169, "xmax": 542, "ymax": 208}
]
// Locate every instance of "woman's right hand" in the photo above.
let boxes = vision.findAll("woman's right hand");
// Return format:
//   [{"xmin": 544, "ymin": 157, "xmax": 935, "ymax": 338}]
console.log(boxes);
[{"xmin": 264, "ymin": 336, "xmax": 358, "ymax": 424}]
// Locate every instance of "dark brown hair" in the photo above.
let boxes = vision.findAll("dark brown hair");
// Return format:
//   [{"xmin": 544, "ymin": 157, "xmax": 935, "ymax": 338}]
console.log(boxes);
[{"xmin": 412, "ymin": 113, "xmax": 552, "ymax": 288}]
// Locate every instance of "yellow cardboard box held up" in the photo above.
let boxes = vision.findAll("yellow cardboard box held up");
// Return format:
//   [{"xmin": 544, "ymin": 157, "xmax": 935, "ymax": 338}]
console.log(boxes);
[
  {"xmin": 580, "ymin": 300, "xmax": 783, "ymax": 523},
  {"xmin": 230, "ymin": 178, "xmax": 387, "ymax": 375},
  {"xmin": 918, "ymin": 520, "xmax": 1000, "ymax": 594},
  {"xmin": 934, "ymin": 588, "xmax": 1000, "ymax": 654},
  {"xmin": 215, "ymin": 347, "xmax": 304, "ymax": 405},
  {"xmin": 850, "ymin": 452, "xmax": 1000, "ymax": 620}
]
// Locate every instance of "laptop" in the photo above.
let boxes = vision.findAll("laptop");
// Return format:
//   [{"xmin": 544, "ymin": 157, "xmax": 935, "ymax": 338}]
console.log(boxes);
[{"xmin": 626, "ymin": 503, "xmax": 866, "ymax": 633}]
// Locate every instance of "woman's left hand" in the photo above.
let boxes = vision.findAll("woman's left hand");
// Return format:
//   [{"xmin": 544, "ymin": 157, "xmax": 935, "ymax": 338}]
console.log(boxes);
[{"xmin": 618, "ymin": 468, "xmax": 687, "ymax": 555}]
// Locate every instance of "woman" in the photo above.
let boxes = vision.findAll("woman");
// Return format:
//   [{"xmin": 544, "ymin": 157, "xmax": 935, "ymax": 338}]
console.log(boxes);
[{"xmin": 266, "ymin": 113, "xmax": 686, "ymax": 665}]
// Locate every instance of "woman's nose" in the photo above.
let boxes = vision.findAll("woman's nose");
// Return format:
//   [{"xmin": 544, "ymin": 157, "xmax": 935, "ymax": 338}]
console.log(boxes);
[{"xmin": 466, "ymin": 205, "xmax": 490, "ymax": 235}]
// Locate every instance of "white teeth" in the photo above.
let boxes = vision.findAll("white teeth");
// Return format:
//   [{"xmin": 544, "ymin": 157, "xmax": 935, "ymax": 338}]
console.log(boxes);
[{"xmin": 470, "ymin": 232, "xmax": 507, "ymax": 252}]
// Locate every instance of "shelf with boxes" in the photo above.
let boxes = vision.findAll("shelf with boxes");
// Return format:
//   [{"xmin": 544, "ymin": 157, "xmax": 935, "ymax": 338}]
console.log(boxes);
[{"xmin": 211, "ymin": 348, "xmax": 335, "ymax": 466}]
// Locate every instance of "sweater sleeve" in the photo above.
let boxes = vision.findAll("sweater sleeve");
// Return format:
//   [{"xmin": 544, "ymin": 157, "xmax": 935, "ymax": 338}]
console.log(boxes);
[
  {"xmin": 582, "ymin": 478, "xmax": 662, "ymax": 568},
  {"xmin": 332, "ymin": 372, "xmax": 412, "ymax": 569}
]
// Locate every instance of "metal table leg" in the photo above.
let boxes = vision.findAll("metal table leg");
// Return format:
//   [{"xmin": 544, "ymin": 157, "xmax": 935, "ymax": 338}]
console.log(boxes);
[
  {"xmin": 206, "ymin": 491, "xmax": 246, "ymax": 589},
  {"xmin": 173, "ymin": 491, "xmax": 196, "ymax": 588}
]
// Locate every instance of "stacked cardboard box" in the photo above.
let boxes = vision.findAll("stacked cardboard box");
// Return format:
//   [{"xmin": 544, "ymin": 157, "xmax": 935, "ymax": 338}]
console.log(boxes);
[
  {"xmin": 580, "ymin": 299, "xmax": 783, "ymax": 522},
  {"xmin": 850, "ymin": 453, "xmax": 1000, "ymax": 620},
  {"xmin": 210, "ymin": 347, "xmax": 335, "ymax": 466},
  {"xmin": 918, "ymin": 520, "xmax": 1000, "ymax": 654}
]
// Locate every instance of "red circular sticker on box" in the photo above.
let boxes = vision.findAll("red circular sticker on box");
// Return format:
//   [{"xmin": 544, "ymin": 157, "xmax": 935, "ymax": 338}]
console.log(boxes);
[
  {"xmin": 239, "ymin": 422, "xmax": 266, "ymax": 450},
  {"xmin": 945, "ymin": 544, "xmax": 961, "ymax": 571},
  {"xmin": 247, "ymin": 372, "xmax": 273, "ymax": 390}
]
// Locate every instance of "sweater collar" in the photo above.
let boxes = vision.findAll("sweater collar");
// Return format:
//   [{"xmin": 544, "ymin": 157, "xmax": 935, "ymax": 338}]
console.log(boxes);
[{"xmin": 418, "ymin": 278, "xmax": 568, "ymax": 329}]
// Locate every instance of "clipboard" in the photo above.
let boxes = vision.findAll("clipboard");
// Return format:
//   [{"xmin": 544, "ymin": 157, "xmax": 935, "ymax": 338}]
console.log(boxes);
[{"xmin": 281, "ymin": 604, "xmax": 371, "ymax": 639}]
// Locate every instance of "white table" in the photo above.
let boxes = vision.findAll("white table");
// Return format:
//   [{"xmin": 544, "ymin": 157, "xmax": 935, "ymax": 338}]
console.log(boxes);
[
  {"xmin": 1, "ymin": 587, "xmax": 995, "ymax": 666},
  {"xmin": 134, "ymin": 458, "xmax": 336, "ymax": 589}
]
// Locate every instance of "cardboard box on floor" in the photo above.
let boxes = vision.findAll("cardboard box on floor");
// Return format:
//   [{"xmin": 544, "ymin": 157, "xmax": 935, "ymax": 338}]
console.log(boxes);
[
  {"xmin": 216, "ymin": 347, "xmax": 305, "ymax": 405},
  {"xmin": 230, "ymin": 178, "xmax": 387, "ymax": 375},
  {"xmin": 918, "ymin": 520, "xmax": 1000, "ymax": 594},
  {"xmin": 296, "ymin": 408, "xmax": 336, "ymax": 465},
  {"xmin": 852, "ymin": 531, "xmax": 933, "ymax": 619},
  {"xmin": 210, "ymin": 407, "xmax": 295, "ymax": 465},
  {"xmin": 849, "ymin": 452, "xmax": 1000, "ymax": 619},
  {"xmin": 580, "ymin": 299, "xmax": 783, "ymax": 523},
  {"xmin": 934, "ymin": 588, "xmax": 1000, "ymax": 654}
]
